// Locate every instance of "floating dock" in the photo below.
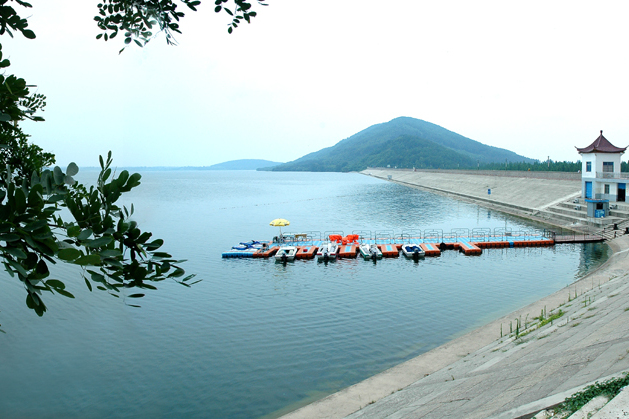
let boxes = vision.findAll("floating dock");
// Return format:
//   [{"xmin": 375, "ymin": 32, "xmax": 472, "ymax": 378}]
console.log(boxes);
[
  {"xmin": 339, "ymin": 244, "xmax": 358, "ymax": 258},
  {"xmin": 378, "ymin": 244, "xmax": 400, "ymax": 258},
  {"xmin": 221, "ymin": 227, "xmax": 594, "ymax": 259},
  {"xmin": 296, "ymin": 246, "xmax": 319, "ymax": 259}
]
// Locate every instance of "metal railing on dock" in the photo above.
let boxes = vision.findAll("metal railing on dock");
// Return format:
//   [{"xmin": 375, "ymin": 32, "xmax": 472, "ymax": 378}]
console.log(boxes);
[{"xmin": 544, "ymin": 228, "xmax": 605, "ymax": 244}]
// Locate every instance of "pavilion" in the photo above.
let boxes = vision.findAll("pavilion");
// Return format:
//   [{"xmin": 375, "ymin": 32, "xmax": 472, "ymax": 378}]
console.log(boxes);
[{"xmin": 577, "ymin": 130, "xmax": 628, "ymax": 202}]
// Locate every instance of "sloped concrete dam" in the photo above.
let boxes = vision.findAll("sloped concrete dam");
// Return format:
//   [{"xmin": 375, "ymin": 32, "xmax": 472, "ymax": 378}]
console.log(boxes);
[{"xmin": 363, "ymin": 168, "xmax": 581, "ymax": 216}]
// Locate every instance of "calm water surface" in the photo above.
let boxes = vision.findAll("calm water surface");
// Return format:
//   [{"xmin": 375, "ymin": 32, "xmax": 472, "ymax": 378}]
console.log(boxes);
[{"xmin": 0, "ymin": 171, "xmax": 610, "ymax": 419}]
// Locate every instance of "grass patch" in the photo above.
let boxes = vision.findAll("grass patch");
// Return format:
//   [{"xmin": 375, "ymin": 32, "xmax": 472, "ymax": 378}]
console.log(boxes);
[
  {"xmin": 570, "ymin": 322, "xmax": 581, "ymax": 327},
  {"xmin": 538, "ymin": 309, "xmax": 565, "ymax": 329},
  {"xmin": 553, "ymin": 372, "xmax": 629, "ymax": 415}
]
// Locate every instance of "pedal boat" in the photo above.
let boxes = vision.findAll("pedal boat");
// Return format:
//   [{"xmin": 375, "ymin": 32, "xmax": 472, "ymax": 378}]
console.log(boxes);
[
  {"xmin": 316, "ymin": 242, "xmax": 339, "ymax": 262},
  {"xmin": 275, "ymin": 246, "xmax": 297, "ymax": 263},
  {"xmin": 358, "ymin": 243, "xmax": 383, "ymax": 260},
  {"xmin": 401, "ymin": 244, "xmax": 425, "ymax": 260}
]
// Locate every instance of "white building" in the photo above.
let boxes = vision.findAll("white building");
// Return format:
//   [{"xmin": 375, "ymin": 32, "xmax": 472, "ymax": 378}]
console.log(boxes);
[{"xmin": 577, "ymin": 130, "xmax": 628, "ymax": 202}]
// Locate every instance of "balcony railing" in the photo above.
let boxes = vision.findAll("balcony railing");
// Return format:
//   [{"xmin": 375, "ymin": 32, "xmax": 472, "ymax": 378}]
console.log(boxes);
[{"xmin": 596, "ymin": 172, "xmax": 629, "ymax": 179}]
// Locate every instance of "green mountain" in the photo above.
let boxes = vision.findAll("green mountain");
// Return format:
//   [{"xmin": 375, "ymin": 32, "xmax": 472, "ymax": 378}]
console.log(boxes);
[
  {"xmin": 207, "ymin": 159, "xmax": 282, "ymax": 170},
  {"xmin": 270, "ymin": 117, "xmax": 534, "ymax": 172}
]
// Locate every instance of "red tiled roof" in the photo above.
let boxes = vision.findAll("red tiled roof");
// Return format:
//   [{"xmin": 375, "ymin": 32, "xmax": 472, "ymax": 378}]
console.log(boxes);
[{"xmin": 576, "ymin": 130, "xmax": 627, "ymax": 153}]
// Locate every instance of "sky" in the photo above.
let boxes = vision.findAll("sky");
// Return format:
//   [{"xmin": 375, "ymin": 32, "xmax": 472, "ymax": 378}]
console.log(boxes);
[{"xmin": 6, "ymin": 0, "xmax": 629, "ymax": 167}]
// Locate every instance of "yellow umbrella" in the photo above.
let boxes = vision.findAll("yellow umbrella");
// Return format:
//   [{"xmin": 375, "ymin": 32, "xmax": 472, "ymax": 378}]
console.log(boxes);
[{"xmin": 270, "ymin": 218, "xmax": 290, "ymax": 238}]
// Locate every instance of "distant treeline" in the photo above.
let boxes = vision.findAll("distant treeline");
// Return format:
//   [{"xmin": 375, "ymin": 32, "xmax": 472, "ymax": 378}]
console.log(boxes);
[{"xmin": 477, "ymin": 160, "xmax": 629, "ymax": 172}]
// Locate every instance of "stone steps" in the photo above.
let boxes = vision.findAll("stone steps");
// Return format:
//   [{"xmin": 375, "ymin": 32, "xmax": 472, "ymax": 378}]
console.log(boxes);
[{"xmin": 536, "ymin": 198, "xmax": 629, "ymax": 232}]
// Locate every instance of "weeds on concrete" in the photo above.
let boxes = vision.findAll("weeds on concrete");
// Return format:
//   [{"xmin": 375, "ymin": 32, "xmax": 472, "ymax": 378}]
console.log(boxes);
[
  {"xmin": 553, "ymin": 372, "xmax": 629, "ymax": 415},
  {"xmin": 538, "ymin": 309, "xmax": 564, "ymax": 329}
]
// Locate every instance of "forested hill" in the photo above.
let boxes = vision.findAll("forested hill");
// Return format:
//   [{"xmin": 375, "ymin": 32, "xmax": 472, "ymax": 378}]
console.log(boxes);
[
  {"xmin": 207, "ymin": 159, "xmax": 282, "ymax": 170},
  {"xmin": 268, "ymin": 117, "xmax": 534, "ymax": 172}
]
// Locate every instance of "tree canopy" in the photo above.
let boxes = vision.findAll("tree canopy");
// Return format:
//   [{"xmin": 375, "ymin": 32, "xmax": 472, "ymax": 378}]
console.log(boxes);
[{"xmin": 0, "ymin": 0, "xmax": 266, "ymax": 327}]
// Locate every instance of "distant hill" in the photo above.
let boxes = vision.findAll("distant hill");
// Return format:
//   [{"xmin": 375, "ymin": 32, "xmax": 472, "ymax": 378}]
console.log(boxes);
[
  {"xmin": 270, "ymin": 117, "xmax": 534, "ymax": 172},
  {"xmin": 207, "ymin": 159, "xmax": 282, "ymax": 170}
]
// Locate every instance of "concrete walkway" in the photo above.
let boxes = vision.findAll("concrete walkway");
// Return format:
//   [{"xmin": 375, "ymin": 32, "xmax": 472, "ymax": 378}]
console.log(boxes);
[{"xmin": 281, "ymin": 237, "xmax": 629, "ymax": 419}]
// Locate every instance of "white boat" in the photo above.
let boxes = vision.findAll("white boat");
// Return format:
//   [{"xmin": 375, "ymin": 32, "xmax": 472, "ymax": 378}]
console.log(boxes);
[
  {"xmin": 401, "ymin": 244, "xmax": 425, "ymax": 260},
  {"xmin": 358, "ymin": 243, "xmax": 383, "ymax": 260},
  {"xmin": 275, "ymin": 246, "xmax": 297, "ymax": 262},
  {"xmin": 316, "ymin": 242, "xmax": 339, "ymax": 262}
]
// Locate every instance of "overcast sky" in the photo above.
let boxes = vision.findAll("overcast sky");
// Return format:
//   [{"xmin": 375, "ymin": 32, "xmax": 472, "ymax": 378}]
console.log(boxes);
[{"xmin": 6, "ymin": 1, "xmax": 629, "ymax": 167}]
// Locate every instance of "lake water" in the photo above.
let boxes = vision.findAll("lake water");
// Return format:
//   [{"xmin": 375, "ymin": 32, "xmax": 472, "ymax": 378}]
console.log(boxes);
[{"xmin": 0, "ymin": 170, "xmax": 610, "ymax": 419}]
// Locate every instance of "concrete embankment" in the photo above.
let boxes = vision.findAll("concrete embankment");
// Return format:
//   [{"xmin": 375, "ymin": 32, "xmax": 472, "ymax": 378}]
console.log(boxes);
[
  {"xmin": 363, "ymin": 168, "xmax": 582, "ymax": 229},
  {"xmin": 281, "ymin": 240, "xmax": 629, "ymax": 419},
  {"xmin": 279, "ymin": 169, "xmax": 629, "ymax": 419}
]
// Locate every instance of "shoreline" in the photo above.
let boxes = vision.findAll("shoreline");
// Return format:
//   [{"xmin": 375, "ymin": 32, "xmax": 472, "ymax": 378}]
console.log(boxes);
[
  {"xmin": 279, "ymin": 170, "xmax": 622, "ymax": 419},
  {"xmin": 279, "ymin": 240, "xmax": 622, "ymax": 419}
]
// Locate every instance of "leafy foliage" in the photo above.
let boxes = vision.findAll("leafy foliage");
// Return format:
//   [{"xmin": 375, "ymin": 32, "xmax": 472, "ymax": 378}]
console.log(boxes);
[
  {"xmin": 94, "ymin": 0, "xmax": 268, "ymax": 51},
  {"xmin": 554, "ymin": 372, "xmax": 629, "ymax": 415},
  {"xmin": 1, "ymin": 0, "xmax": 272, "ymax": 324},
  {"xmin": 0, "ymin": 0, "xmax": 36, "ymax": 40}
]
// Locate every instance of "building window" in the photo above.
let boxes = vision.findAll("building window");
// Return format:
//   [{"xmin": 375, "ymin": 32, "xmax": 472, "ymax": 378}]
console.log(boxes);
[
  {"xmin": 605, "ymin": 184, "xmax": 610, "ymax": 194},
  {"xmin": 603, "ymin": 162, "xmax": 614, "ymax": 172},
  {"xmin": 586, "ymin": 162, "xmax": 592, "ymax": 172}
]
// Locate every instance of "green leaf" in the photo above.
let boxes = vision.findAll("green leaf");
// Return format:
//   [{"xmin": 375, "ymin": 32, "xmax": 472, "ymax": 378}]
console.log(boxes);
[
  {"xmin": 67, "ymin": 226, "xmax": 81, "ymax": 237},
  {"xmin": 66, "ymin": 162, "xmax": 79, "ymax": 176},
  {"xmin": 0, "ymin": 233, "xmax": 20, "ymax": 242},
  {"xmin": 46, "ymin": 279, "xmax": 66, "ymax": 290},
  {"xmin": 9, "ymin": 260, "xmax": 28, "ymax": 277},
  {"xmin": 89, "ymin": 270, "xmax": 106, "ymax": 283},
  {"xmin": 24, "ymin": 219, "xmax": 47, "ymax": 231},
  {"xmin": 145, "ymin": 239, "xmax": 164, "ymax": 251},
  {"xmin": 126, "ymin": 172, "xmax": 142, "ymax": 189},
  {"xmin": 2, "ymin": 246, "xmax": 26, "ymax": 259},
  {"xmin": 74, "ymin": 254, "xmax": 101, "ymax": 266},
  {"xmin": 58, "ymin": 248, "xmax": 81, "ymax": 261},
  {"xmin": 86, "ymin": 236, "xmax": 113, "ymax": 248},
  {"xmin": 14, "ymin": 188, "xmax": 27, "ymax": 213},
  {"xmin": 99, "ymin": 249, "xmax": 122, "ymax": 258},
  {"xmin": 127, "ymin": 293, "xmax": 145, "ymax": 298},
  {"xmin": 168, "ymin": 267, "xmax": 185, "ymax": 278},
  {"xmin": 84, "ymin": 276, "xmax": 93, "ymax": 291},
  {"xmin": 53, "ymin": 166, "xmax": 64, "ymax": 184},
  {"xmin": 56, "ymin": 289, "xmax": 75, "ymax": 298},
  {"xmin": 22, "ymin": 29, "xmax": 36, "ymax": 39},
  {"xmin": 77, "ymin": 229, "xmax": 93, "ymax": 240}
]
